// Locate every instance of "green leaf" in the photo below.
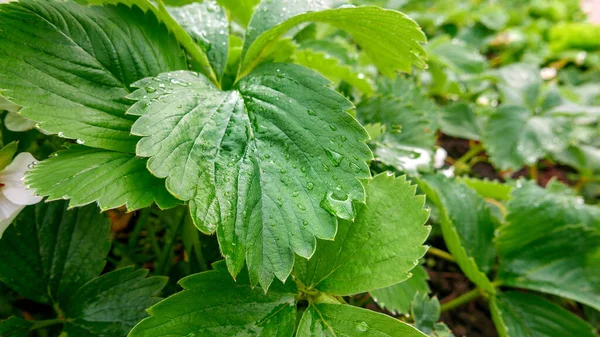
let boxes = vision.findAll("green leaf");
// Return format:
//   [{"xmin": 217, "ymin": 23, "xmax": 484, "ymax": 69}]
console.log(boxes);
[
  {"xmin": 217, "ymin": 0, "xmax": 260, "ymax": 26},
  {"xmin": 0, "ymin": 202, "xmax": 110, "ymax": 304},
  {"xmin": 496, "ymin": 181, "xmax": 600, "ymax": 253},
  {"xmin": 167, "ymin": 1, "xmax": 229, "ymax": 80},
  {"xmin": 241, "ymin": 3, "xmax": 427, "ymax": 77},
  {"xmin": 129, "ymin": 263, "xmax": 297, "ymax": 337},
  {"xmin": 294, "ymin": 49, "xmax": 374, "ymax": 94},
  {"xmin": 63, "ymin": 267, "xmax": 166, "ymax": 337},
  {"xmin": 357, "ymin": 78, "xmax": 437, "ymax": 173},
  {"xmin": 411, "ymin": 293, "xmax": 454, "ymax": 337},
  {"xmin": 127, "ymin": 63, "xmax": 372, "ymax": 289},
  {"xmin": 26, "ymin": 146, "xmax": 179, "ymax": 212},
  {"xmin": 297, "ymin": 303, "xmax": 427, "ymax": 337},
  {"xmin": 490, "ymin": 291, "xmax": 598, "ymax": 337},
  {"xmin": 496, "ymin": 182, "xmax": 600, "ymax": 310},
  {"xmin": 0, "ymin": 317, "xmax": 32, "ymax": 337},
  {"xmin": 438, "ymin": 102, "xmax": 482, "ymax": 141},
  {"xmin": 482, "ymin": 105, "xmax": 571, "ymax": 170},
  {"xmin": 294, "ymin": 173, "xmax": 430, "ymax": 296},
  {"xmin": 370, "ymin": 265, "xmax": 430, "ymax": 315},
  {"xmin": 0, "ymin": 141, "xmax": 18, "ymax": 171},
  {"xmin": 455, "ymin": 177, "xmax": 513, "ymax": 201},
  {"xmin": 496, "ymin": 64, "xmax": 541, "ymax": 111},
  {"xmin": 416, "ymin": 175, "xmax": 496, "ymax": 293},
  {"xmin": 0, "ymin": 0, "xmax": 187, "ymax": 152},
  {"xmin": 427, "ymin": 36, "xmax": 488, "ymax": 74}
]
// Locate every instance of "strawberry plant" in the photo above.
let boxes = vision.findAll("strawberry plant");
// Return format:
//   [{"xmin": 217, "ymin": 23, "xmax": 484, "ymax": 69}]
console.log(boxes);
[{"xmin": 0, "ymin": 0, "xmax": 599, "ymax": 337}]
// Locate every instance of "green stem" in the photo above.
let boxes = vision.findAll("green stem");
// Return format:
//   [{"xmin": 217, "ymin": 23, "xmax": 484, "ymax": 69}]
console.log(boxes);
[
  {"xmin": 156, "ymin": 213, "xmax": 186, "ymax": 275},
  {"xmin": 427, "ymin": 247, "xmax": 456, "ymax": 263},
  {"xmin": 454, "ymin": 144, "xmax": 484, "ymax": 174},
  {"xmin": 30, "ymin": 319, "xmax": 64, "ymax": 331},
  {"xmin": 440, "ymin": 288, "xmax": 482, "ymax": 313},
  {"xmin": 128, "ymin": 208, "xmax": 151, "ymax": 251}
]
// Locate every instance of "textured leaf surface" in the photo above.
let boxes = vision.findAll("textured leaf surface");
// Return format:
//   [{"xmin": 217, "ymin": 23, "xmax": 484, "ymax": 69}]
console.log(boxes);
[
  {"xmin": 370, "ymin": 265, "xmax": 430, "ymax": 315},
  {"xmin": 483, "ymin": 105, "xmax": 570, "ymax": 170},
  {"xmin": 411, "ymin": 293, "xmax": 454, "ymax": 337},
  {"xmin": 0, "ymin": 317, "xmax": 32, "ymax": 337},
  {"xmin": 456, "ymin": 177, "xmax": 513, "ymax": 201},
  {"xmin": 294, "ymin": 49, "xmax": 374, "ymax": 94},
  {"xmin": 417, "ymin": 175, "xmax": 496, "ymax": 293},
  {"xmin": 297, "ymin": 303, "xmax": 426, "ymax": 337},
  {"xmin": 490, "ymin": 292, "xmax": 598, "ymax": 337},
  {"xmin": 438, "ymin": 102, "xmax": 481, "ymax": 141},
  {"xmin": 26, "ymin": 146, "xmax": 179, "ymax": 211},
  {"xmin": 496, "ymin": 182, "xmax": 600, "ymax": 310},
  {"xmin": 0, "ymin": 202, "xmax": 110, "ymax": 304},
  {"xmin": 0, "ymin": 0, "xmax": 186, "ymax": 152},
  {"xmin": 294, "ymin": 174, "xmax": 430, "ymax": 296},
  {"xmin": 129, "ymin": 263, "xmax": 297, "ymax": 337},
  {"xmin": 63, "ymin": 267, "xmax": 166, "ymax": 337},
  {"xmin": 241, "ymin": 2, "xmax": 427, "ymax": 76},
  {"xmin": 127, "ymin": 63, "xmax": 371, "ymax": 288},
  {"xmin": 167, "ymin": 1, "xmax": 229, "ymax": 80}
]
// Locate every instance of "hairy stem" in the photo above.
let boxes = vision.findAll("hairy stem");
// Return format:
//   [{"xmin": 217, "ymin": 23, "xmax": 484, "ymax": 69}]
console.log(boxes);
[{"xmin": 427, "ymin": 247, "xmax": 456, "ymax": 263}]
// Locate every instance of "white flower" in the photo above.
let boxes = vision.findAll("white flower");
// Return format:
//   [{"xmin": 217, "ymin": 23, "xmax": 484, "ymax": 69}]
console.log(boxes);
[
  {"xmin": 0, "ymin": 153, "xmax": 42, "ymax": 237},
  {"xmin": 440, "ymin": 166, "xmax": 455, "ymax": 178},
  {"xmin": 434, "ymin": 147, "xmax": 447, "ymax": 169},
  {"xmin": 540, "ymin": 67, "xmax": 557, "ymax": 80}
]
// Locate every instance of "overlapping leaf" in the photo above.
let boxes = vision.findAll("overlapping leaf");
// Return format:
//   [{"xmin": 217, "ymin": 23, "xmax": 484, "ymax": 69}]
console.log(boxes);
[
  {"xmin": 294, "ymin": 173, "xmax": 430, "ymax": 296},
  {"xmin": 129, "ymin": 262, "xmax": 297, "ymax": 337},
  {"xmin": 416, "ymin": 175, "xmax": 496, "ymax": 293},
  {"xmin": 496, "ymin": 181, "xmax": 600, "ymax": 310},
  {"xmin": 0, "ymin": 0, "xmax": 186, "ymax": 211},
  {"xmin": 490, "ymin": 292, "xmax": 598, "ymax": 337},
  {"xmin": 0, "ymin": 317, "xmax": 32, "ymax": 337},
  {"xmin": 127, "ymin": 63, "xmax": 372, "ymax": 289},
  {"xmin": 241, "ymin": 1, "xmax": 427, "ymax": 77},
  {"xmin": 370, "ymin": 265, "xmax": 431, "ymax": 315}
]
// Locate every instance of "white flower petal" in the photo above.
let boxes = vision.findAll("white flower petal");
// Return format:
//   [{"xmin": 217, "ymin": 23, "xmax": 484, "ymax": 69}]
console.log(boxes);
[
  {"xmin": 434, "ymin": 147, "xmax": 448, "ymax": 169},
  {"xmin": 0, "ymin": 152, "xmax": 42, "ymax": 205},
  {"xmin": 0, "ymin": 193, "xmax": 24, "ymax": 239},
  {"xmin": 5, "ymin": 112, "xmax": 37, "ymax": 132}
]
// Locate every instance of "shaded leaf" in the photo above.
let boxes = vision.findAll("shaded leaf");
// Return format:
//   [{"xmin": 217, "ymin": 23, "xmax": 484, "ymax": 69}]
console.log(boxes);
[
  {"xmin": 0, "ymin": 317, "xmax": 32, "ymax": 337},
  {"xmin": 370, "ymin": 265, "xmax": 430, "ymax": 315}
]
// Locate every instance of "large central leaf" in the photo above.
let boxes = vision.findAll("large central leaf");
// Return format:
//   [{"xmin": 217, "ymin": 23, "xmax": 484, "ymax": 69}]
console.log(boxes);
[{"xmin": 127, "ymin": 63, "xmax": 372, "ymax": 288}]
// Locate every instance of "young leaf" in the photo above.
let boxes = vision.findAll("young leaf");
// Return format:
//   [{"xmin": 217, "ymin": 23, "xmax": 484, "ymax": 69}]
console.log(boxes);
[
  {"xmin": 438, "ymin": 102, "xmax": 482, "ymax": 141},
  {"xmin": 294, "ymin": 173, "xmax": 430, "ymax": 296},
  {"xmin": 411, "ymin": 293, "xmax": 454, "ymax": 337},
  {"xmin": 483, "ymin": 105, "xmax": 571, "ymax": 170},
  {"xmin": 129, "ymin": 263, "xmax": 297, "ymax": 337},
  {"xmin": 0, "ymin": 202, "xmax": 110, "ymax": 304},
  {"xmin": 294, "ymin": 49, "xmax": 374, "ymax": 94},
  {"xmin": 455, "ymin": 177, "xmax": 513, "ymax": 201},
  {"xmin": 370, "ymin": 265, "xmax": 431, "ymax": 315},
  {"xmin": 26, "ymin": 146, "xmax": 179, "ymax": 212},
  {"xmin": 62, "ymin": 267, "xmax": 166, "ymax": 337},
  {"xmin": 167, "ymin": 1, "xmax": 229, "ymax": 80},
  {"xmin": 490, "ymin": 291, "xmax": 598, "ymax": 337},
  {"xmin": 496, "ymin": 182, "xmax": 600, "ymax": 310},
  {"xmin": 217, "ymin": 0, "xmax": 260, "ymax": 27},
  {"xmin": 241, "ymin": 2, "xmax": 427, "ymax": 77},
  {"xmin": 0, "ymin": 0, "xmax": 187, "ymax": 152},
  {"xmin": 297, "ymin": 303, "xmax": 427, "ymax": 337},
  {"xmin": 127, "ymin": 63, "xmax": 372, "ymax": 289},
  {"xmin": 416, "ymin": 175, "xmax": 496, "ymax": 293},
  {"xmin": 0, "ymin": 317, "xmax": 32, "ymax": 337}
]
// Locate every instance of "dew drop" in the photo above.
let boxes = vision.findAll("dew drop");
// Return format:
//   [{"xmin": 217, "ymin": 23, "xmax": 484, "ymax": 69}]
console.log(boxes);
[
  {"xmin": 307, "ymin": 182, "xmax": 314, "ymax": 190},
  {"xmin": 76, "ymin": 139, "xmax": 85, "ymax": 145},
  {"xmin": 58, "ymin": 132, "xmax": 66, "ymax": 138},
  {"xmin": 355, "ymin": 321, "xmax": 369, "ymax": 332},
  {"xmin": 321, "ymin": 191, "xmax": 353, "ymax": 220},
  {"xmin": 325, "ymin": 149, "xmax": 344, "ymax": 167},
  {"xmin": 307, "ymin": 109, "xmax": 317, "ymax": 116},
  {"xmin": 145, "ymin": 86, "xmax": 157, "ymax": 93},
  {"xmin": 297, "ymin": 203, "xmax": 306, "ymax": 210}
]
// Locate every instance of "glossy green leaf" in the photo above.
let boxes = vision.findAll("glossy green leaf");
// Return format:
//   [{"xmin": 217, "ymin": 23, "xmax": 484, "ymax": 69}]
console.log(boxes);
[
  {"xmin": 167, "ymin": 1, "xmax": 229, "ymax": 80},
  {"xmin": 127, "ymin": 63, "xmax": 372, "ymax": 289},
  {"xmin": 0, "ymin": 0, "xmax": 187, "ymax": 152},
  {"xmin": 297, "ymin": 303, "xmax": 427, "ymax": 337},
  {"xmin": 370, "ymin": 265, "xmax": 430, "ymax": 315},
  {"xmin": 490, "ymin": 292, "xmax": 598, "ymax": 337},
  {"xmin": 456, "ymin": 177, "xmax": 513, "ymax": 201},
  {"xmin": 129, "ymin": 263, "xmax": 297, "ymax": 337},
  {"xmin": 26, "ymin": 146, "xmax": 179, "ymax": 212},
  {"xmin": 217, "ymin": 0, "xmax": 260, "ymax": 26},
  {"xmin": 416, "ymin": 175, "xmax": 496, "ymax": 293},
  {"xmin": 63, "ymin": 267, "xmax": 166, "ymax": 337},
  {"xmin": 0, "ymin": 317, "xmax": 32, "ymax": 337},
  {"xmin": 294, "ymin": 173, "xmax": 430, "ymax": 296},
  {"xmin": 241, "ymin": 2, "xmax": 427, "ymax": 77},
  {"xmin": 496, "ymin": 182, "xmax": 600, "ymax": 310},
  {"xmin": 0, "ymin": 202, "xmax": 110, "ymax": 304},
  {"xmin": 483, "ymin": 105, "xmax": 571, "ymax": 170},
  {"xmin": 294, "ymin": 49, "xmax": 374, "ymax": 94},
  {"xmin": 438, "ymin": 102, "xmax": 481, "ymax": 141}
]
